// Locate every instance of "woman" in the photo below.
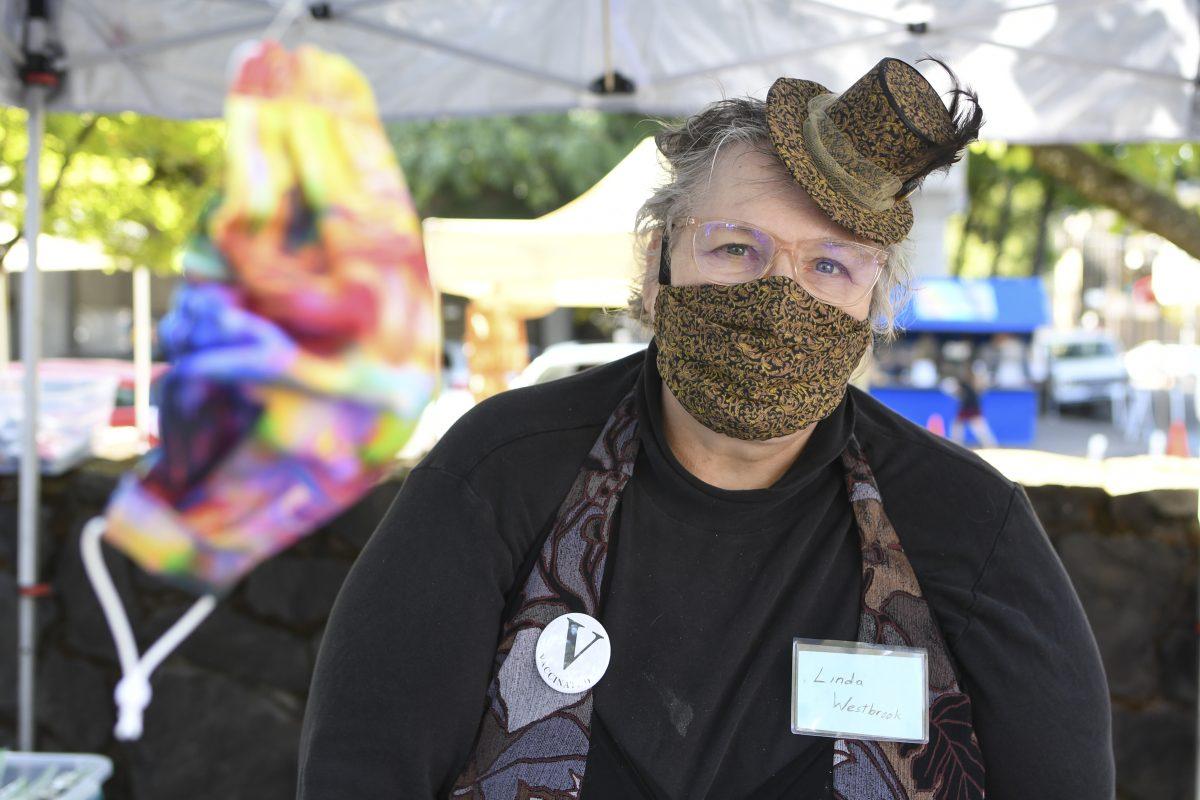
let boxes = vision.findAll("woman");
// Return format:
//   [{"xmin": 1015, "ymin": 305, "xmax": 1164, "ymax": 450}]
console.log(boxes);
[{"xmin": 298, "ymin": 58, "xmax": 1112, "ymax": 799}]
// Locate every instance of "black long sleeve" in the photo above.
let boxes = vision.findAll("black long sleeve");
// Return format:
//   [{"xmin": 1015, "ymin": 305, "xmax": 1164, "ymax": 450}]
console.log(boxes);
[
  {"xmin": 949, "ymin": 485, "xmax": 1115, "ymax": 798},
  {"xmin": 297, "ymin": 468, "xmax": 509, "ymax": 797},
  {"xmin": 298, "ymin": 349, "xmax": 1114, "ymax": 799},
  {"xmin": 298, "ymin": 358, "xmax": 628, "ymax": 799}
]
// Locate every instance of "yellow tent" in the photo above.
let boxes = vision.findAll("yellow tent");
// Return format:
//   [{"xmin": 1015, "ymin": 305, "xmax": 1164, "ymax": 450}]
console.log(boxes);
[{"xmin": 422, "ymin": 137, "xmax": 667, "ymax": 310}]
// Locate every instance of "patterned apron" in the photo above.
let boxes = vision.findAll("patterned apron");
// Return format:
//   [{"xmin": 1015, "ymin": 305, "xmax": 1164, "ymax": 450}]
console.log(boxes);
[{"xmin": 452, "ymin": 392, "xmax": 985, "ymax": 799}]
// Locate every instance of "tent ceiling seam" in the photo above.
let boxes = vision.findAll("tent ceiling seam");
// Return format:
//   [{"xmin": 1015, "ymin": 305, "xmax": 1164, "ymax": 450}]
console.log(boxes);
[
  {"xmin": 950, "ymin": 31, "xmax": 1197, "ymax": 85},
  {"xmin": 649, "ymin": 28, "xmax": 907, "ymax": 89},
  {"xmin": 64, "ymin": 16, "xmax": 275, "ymax": 69},
  {"xmin": 61, "ymin": 0, "xmax": 396, "ymax": 69},
  {"xmin": 931, "ymin": 0, "xmax": 1119, "ymax": 32},
  {"xmin": 61, "ymin": 0, "xmax": 167, "ymax": 108},
  {"xmin": 788, "ymin": 0, "xmax": 903, "ymax": 28},
  {"xmin": 337, "ymin": 13, "xmax": 588, "ymax": 93}
]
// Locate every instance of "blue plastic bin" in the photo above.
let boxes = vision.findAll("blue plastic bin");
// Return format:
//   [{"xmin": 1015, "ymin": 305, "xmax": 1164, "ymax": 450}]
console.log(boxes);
[{"xmin": 0, "ymin": 751, "xmax": 112, "ymax": 800}]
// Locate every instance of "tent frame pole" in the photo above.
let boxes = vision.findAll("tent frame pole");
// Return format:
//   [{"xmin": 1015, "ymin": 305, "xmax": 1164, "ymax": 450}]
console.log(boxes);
[
  {"xmin": 63, "ymin": 0, "xmax": 395, "ymax": 70},
  {"xmin": 600, "ymin": 0, "xmax": 615, "ymax": 93},
  {"xmin": 133, "ymin": 265, "xmax": 151, "ymax": 439},
  {"xmin": 337, "ymin": 14, "xmax": 586, "ymax": 92},
  {"xmin": 1, "ymin": 261, "xmax": 9, "ymax": 368},
  {"xmin": 1188, "ymin": 0, "xmax": 1200, "ymax": 140},
  {"xmin": 18, "ymin": 82, "xmax": 46, "ymax": 753}
]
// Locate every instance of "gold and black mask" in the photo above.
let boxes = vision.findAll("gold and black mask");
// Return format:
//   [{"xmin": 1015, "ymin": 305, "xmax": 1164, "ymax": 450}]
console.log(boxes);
[{"xmin": 653, "ymin": 276, "xmax": 871, "ymax": 441}]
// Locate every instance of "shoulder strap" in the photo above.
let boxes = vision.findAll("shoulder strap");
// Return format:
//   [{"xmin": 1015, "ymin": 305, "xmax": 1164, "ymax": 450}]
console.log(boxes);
[
  {"xmin": 833, "ymin": 435, "xmax": 986, "ymax": 799},
  {"xmin": 452, "ymin": 391, "xmax": 639, "ymax": 799},
  {"xmin": 453, "ymin": 414, "xmax": 987, "ymax": 800}
]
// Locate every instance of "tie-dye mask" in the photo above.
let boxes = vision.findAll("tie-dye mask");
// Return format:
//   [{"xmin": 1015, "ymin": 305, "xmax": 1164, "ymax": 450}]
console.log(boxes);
[{"xmin": 100, "ymin": 41, "xmax": 439, "ymax": 594}]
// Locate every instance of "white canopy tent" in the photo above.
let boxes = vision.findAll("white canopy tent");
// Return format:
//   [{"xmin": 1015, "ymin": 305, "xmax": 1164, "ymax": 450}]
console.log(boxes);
[
  {"xmin": 1, "ymin": 0, "xmax": 1197, "ymax": 141},
  {"xmin": 1, "ymin": 0, "xmax": 1198, "ymax": 757},
  {"xmin": 423, "ymin": 137, "xmax": 667, "ymax": 309}
]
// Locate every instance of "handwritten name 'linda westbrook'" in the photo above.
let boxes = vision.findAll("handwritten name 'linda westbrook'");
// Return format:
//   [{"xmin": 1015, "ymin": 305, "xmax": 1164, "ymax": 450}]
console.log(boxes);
[{"xmin": 811, "ymin": 666, "xmax": 901, "ymax": 721}]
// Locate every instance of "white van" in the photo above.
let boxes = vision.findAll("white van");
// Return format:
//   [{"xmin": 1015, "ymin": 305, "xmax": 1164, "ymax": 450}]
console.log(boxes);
[{"xmin": 1031, "ymin": 329, "xmax": 1127, "ymax": 413}]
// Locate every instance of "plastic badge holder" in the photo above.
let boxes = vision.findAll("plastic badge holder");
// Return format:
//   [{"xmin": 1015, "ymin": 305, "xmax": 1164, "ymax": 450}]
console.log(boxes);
[
  {"xmin": 0, "ymin": 751, "xmax": 113, "ymax": 800},
  {"xmin": 790, "ymin": 638, "xmax": 928, "ymax": 744}
]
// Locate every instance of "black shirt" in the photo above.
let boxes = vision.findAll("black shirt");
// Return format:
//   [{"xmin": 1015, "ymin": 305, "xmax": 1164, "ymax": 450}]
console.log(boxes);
[
  {"xmin": 586, "ymin": 344, "xmax": 857, "ymax": 799},
  {"xmin": 297, "ymin": 347, "xmax": 1114, "ymax": 800}
]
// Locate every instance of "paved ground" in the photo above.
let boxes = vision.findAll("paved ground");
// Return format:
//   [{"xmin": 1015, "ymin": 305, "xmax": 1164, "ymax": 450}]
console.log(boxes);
[
  {"xmin": 1028, "ymin": 413, "xmax": 1181, "ymax": 458},
  {"xmin": 1025, "ymin": 398, "xmax": 1200, "ymax": 458}
]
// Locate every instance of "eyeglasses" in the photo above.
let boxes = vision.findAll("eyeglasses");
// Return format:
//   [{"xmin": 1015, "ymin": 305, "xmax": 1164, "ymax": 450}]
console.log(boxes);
[{"xmin": 672, "ymin": 217, "xmax": 887, "ymax": 308}]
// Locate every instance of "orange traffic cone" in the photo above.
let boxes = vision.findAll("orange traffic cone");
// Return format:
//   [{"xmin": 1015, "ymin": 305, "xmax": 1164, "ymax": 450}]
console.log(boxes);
[
  {"xmin": 1166, "ymin": 420, "xmax": 1191, "ymax": 457},
  {"xmin": 926, "ymin": 413, "xmax": 946, "ymax": 437}
]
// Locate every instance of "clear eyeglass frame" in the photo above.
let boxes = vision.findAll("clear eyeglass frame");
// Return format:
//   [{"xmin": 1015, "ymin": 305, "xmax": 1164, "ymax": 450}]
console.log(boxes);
[{"xmin": 672, "ymin": 216, "xmax": 888, "ymax": 308}]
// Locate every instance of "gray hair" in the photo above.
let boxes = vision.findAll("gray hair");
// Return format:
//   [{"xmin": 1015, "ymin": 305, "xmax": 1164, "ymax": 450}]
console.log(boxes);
[{"xmin": 628, "ymin": 97, "xmax": 911, "ymax": 340}]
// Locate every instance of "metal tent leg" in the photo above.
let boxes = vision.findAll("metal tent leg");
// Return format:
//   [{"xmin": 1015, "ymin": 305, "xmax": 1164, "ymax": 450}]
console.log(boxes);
[{"xmin": 17, "ymin": 82, "xmax": 47, "ymax": 753}]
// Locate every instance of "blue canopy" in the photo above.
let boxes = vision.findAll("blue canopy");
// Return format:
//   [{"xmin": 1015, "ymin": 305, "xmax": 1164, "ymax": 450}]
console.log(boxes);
[{"xmin": 896, "ymin": 277, "xmax": 1050, "ymax": 335}]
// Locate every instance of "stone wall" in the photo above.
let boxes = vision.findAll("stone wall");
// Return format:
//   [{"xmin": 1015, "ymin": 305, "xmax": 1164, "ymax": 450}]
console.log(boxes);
[
  {"xmin": 0, "ymin": 462, "xmax": 1196, "ymax": 799},
  {"xmin": 1024, "ymin": 484, "xmax": 1199, "ymax": 800},
  {"xmin": 0, "ymin": 461, "xmax": 401, "ymax": 800}
]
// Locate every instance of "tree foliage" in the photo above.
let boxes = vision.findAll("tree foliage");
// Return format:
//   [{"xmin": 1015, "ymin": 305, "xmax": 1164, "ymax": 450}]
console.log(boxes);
[
  {"xmin": 950, "ymin": 140, "xmax": 1199, "ymax": 279},
  {"xmin": 0, "ymin": 107, "xmax": 656, "ymax": 277},
  {"xmin": 387, "ymin": 110, "xmax": 656, "ymax": 219},
  {"xmin": 0, "ymin": 108, "xmax": 224, "ymax": 274},
  {"xmin": 1, "ymin": 104, "xmax": 1195, "ymax": 286},
  {"xmin": 1033, "ymin": 144, "xmax": 1200, "ymax": 260}
]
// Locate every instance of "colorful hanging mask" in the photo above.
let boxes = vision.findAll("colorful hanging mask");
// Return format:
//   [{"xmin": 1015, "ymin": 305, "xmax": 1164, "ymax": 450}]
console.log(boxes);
[{"xmin": 100, "ymin": 40, "xmax": 439, "ymax": 594}]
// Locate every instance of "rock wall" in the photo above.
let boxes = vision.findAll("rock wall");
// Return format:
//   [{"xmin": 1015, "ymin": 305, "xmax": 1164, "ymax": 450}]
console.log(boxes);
[
  {"xmin": 0, "ymin": 461, "xmax": 400, "ymax": 800},
  {"xmin": 1024, "ymin": 484, "xmax": 1199, "ymax": 800},
  {"xmin": 0, "ymin": 463, "xmax": 1196, "ymax": 799}
]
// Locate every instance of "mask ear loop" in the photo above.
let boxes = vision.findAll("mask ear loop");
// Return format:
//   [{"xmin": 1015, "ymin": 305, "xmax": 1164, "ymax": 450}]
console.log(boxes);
[
  {"xmin": 657, "ymin": 230, "xmax": 672, "ymax": 286},
  {"xmin": 80, "ymin": 516, "xmax": 217, "ymax": 740},
  {"xmin": 224, "ymin": 0, "xmax": 306, "ymax": 86}
]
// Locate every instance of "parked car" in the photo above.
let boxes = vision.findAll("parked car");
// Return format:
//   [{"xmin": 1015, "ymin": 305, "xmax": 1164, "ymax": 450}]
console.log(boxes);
[
  {"xmin": 510, "ymin": 341, "xmax": 648, "ymax": 389},
  {"xmin": 399, "ymin": 341, "xmax": 648, "ymax": 462},
  {"xmin": 1031, "ymin": 329, "xmax": 1127, "ymax": 415}
]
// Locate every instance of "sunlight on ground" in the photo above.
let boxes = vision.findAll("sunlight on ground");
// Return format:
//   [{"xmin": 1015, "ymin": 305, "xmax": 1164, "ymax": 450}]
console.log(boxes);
[{"xmin": 979, "ymin": 449, "xmax": 1200, "ymax": 495}]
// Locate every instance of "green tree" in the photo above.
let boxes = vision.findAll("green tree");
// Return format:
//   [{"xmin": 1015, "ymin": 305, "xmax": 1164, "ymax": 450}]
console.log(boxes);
[
  {"xmin": 0, "ymin": 109, "xmax": 225, "ymax": 275},
  {"xmin": 6, "ymin": 106, "xmax": 1195, "ymax": 289},
  {"xmin": 1032, "ymin": 144, "xmax": 1200, "ymax": 260},
  {"xmin": 0, "ymin": 107, "xmax": 658, "ymax": 280},
  {"xmin": 387, "ymin": 110, "xmax": 657, "ymax": 219},
  {"xmin": 951, "ymin": 141, "xmax": 1199, "ymax": 278}
]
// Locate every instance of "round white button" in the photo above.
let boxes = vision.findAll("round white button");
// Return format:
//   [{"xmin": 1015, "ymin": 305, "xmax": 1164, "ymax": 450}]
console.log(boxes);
[{"xmin": 534, "ymin": 612, "xmax": 612, "ymax": 694}]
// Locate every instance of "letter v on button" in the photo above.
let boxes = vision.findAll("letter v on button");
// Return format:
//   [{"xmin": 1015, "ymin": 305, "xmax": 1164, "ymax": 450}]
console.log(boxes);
[{"xmin": 536, "ymin": 613, "xmax": 612, "ymax": 693}]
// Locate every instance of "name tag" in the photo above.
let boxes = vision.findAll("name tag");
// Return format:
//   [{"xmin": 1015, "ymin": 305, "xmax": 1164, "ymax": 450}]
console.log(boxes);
[{"xmin": 791, "ymin": 638, "xmax": 928, "ymax": 743}]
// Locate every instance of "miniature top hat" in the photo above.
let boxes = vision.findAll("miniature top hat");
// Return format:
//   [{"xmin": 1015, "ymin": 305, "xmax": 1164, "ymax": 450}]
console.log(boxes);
[{"xmin": 766, "ymin": 57, "xmax": 982, "ymax": 245}]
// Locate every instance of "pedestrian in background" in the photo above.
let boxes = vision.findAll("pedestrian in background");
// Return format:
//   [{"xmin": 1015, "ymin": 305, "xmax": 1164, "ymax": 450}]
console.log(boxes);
[{"xmin": 951, "ymin": 368, "xmax": 999, "ymax": 447}]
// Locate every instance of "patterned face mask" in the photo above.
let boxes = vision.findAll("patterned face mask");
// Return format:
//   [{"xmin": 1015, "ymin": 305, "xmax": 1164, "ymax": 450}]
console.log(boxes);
[{"xmin": 653, "ymin": 276, "xmax": 871, "ymax": 440}]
